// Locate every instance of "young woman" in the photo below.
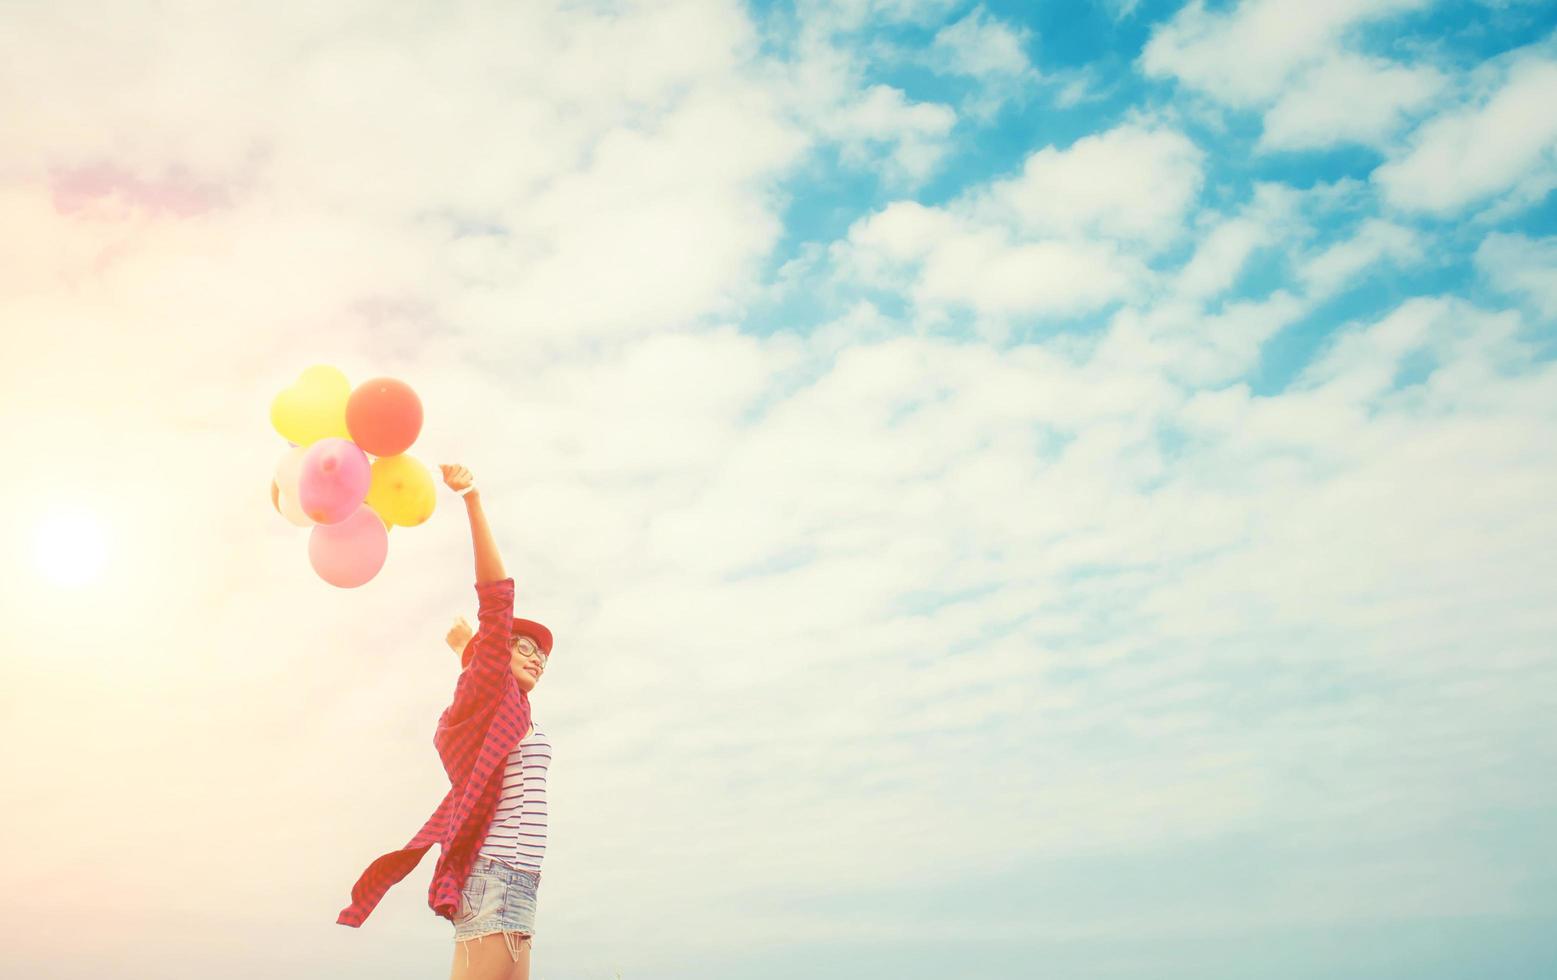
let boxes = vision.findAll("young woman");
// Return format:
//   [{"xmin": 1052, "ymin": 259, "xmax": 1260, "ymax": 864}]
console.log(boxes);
[{"xmin": 337, "ymin": 463, "xmax": 554, "ymax": 980}]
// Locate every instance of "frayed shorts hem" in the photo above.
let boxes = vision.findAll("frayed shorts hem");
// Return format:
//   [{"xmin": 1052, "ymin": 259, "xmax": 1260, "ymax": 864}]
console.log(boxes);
[{"xmin": 455, "ymin": 929, "xmax": 532, "ymax": 965}]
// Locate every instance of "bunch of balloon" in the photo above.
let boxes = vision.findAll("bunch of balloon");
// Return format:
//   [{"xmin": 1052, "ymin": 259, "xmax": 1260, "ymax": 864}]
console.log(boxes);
[{"xmin": 268, "ymin": 365, "xmax": 437, "ymax": 588}]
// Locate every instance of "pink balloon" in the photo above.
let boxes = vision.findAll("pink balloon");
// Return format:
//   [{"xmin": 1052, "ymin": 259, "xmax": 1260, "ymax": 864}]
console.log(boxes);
[
  {"xmin": 298, "ymin": 437, "xmax": 371, "ymax": 525},
  {"xmin": 308, "ymin": 504, "xmax": 389, "ymax": 588}
]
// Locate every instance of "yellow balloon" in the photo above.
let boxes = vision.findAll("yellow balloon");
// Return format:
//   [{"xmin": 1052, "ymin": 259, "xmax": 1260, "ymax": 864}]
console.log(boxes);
[
  {"xmin": 365, "ymin": 453, "xmax": 437, "ymax": 528},
  {"xmin": 270, "ymin": 365, "xmax": 352, "ymax": 447}
]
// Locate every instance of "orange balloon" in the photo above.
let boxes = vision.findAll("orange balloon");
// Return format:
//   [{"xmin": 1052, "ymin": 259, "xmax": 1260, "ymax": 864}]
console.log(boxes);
[
  {"xmin": 346, "ymin": 378, "xmax": 423, "ymax": 457},
  {"xmin": 270, "ymin": 478, "xmax": 282, "ymax": 514}
]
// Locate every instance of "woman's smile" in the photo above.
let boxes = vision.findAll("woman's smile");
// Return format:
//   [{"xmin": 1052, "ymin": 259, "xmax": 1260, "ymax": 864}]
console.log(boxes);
[{"xmin": 511, "ymin": 642, "xmax": 547, "ymax": 687}]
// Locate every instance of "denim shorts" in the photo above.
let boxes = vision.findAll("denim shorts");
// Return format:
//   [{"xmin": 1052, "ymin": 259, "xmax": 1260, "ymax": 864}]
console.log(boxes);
[{"xmin": 452, "ymin": 855, "xmax": 541, "ymax": 947}]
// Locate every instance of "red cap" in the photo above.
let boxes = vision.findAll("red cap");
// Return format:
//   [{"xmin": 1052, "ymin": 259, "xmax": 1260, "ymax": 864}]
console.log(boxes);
[{"xmin": 461, "ymin": 617, "xmax": 555, "ymax": 668}]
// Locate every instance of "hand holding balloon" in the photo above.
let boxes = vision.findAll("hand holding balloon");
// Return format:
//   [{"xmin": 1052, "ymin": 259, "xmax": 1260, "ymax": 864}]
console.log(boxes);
[{"xmin": 439, "ymin": 464, "xmax": 475, "ymax": 496}]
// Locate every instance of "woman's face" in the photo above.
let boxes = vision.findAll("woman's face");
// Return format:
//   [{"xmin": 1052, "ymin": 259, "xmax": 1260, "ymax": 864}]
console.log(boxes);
[{"xmin": 509, "ymin": 634, "xmax": 547, "ymax": 692}]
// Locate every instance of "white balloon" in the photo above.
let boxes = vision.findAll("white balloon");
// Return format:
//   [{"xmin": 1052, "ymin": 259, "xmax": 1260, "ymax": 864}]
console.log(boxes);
[
  {"xmin": 274, "ymin": 445, "xmax": 315, "ymax": 527},
  {"xmin": 277, "ymin": 489, "xmax": 314, "ymax": 528}
]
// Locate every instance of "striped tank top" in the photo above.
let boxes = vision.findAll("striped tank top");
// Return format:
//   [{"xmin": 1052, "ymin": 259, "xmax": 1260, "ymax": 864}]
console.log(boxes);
[{"xmin": 475, "ymin": 720, "xmax": 551, "ymax": 873}]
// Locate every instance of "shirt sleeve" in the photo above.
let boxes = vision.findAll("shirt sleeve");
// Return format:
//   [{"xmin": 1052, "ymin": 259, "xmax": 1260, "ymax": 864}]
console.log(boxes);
[{"xmin": 439, "ymin": 577, "xmax": 516, "ymax": 730}]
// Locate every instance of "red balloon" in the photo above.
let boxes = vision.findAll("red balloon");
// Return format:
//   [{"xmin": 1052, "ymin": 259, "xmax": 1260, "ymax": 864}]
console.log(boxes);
[{"xmin": 346, "ymin": 378, "xmax": 423, "ymax": 457}]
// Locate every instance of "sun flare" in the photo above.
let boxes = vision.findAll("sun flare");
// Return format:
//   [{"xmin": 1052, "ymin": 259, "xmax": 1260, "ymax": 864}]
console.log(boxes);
[{"xmin": 33, "ymin": 507, "xmax": 111, "ymax": 587}]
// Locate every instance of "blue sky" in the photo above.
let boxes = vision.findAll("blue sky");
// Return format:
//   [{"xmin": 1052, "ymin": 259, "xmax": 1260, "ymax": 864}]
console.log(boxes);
[
  {"xmin": 745, "ymin": 0, "xmax": 1557, "ymax": 351},
  {"xmin": 1, "ymin": 1, "xmax": 1555, "ymax": 979}
]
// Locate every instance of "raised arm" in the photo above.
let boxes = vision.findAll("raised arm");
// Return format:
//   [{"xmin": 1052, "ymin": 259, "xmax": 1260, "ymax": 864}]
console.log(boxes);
[
  {"xmin": 464, "ymin": 492, "xmax": 506, "ymax": 583},
  {"xmin": 440, "ymin": 463, "xmax": 507, "ymax": 583}
]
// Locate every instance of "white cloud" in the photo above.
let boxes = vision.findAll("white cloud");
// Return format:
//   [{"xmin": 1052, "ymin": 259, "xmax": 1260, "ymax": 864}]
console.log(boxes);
[
  {"xmin": 806, "ymin": 299, "xmax": 900, "ymax": 357},
  {"xmin": 1141, "ymin": 0, "xmax": 1438, "ymax": 152},
  {"xmin": 833, "ymin": 123, "xmax": 1202, "ymax": 320},
  {"xmin": 1051, "ymin": 70, "xmax": 1101, "ymax": 108},
  {"xmin": 1096, "ymin": 291, "xmax": 1309, "ymax": 388},
  {"xmin": 1374, "ymin": 55, "xmax": 1557, "ymax": 214},
  {"xmin": 931, "ymin": 5, "xmax": 1036, "ymax": 82},
  {"xmin": 845, "ymin": 199, "xmax": 958, "ymax": 265},
  {"xmin": 819, "ymin": 82, "xmax": 958, "ymax": 185},
  {"xmin": 780, "ymin": 20, "xmax": 960, "ymax": 187},
  {"xmin": 982, "ymin": 124, "xmax": 1205, "ymax": 247},
  {"xmin": 920, "ymin": 234, "xmax": 1145, "ymax": 315},
  {"xmin": 842, "ymin": 201, "xmax": 1146, "ymax": 317},
  {"xmin": 1101, "ymin": 184, "xmax": 1429, "ymax": 389},
  {"xmin": 1294, "ymin": 296, "xmax": 1530, "ymax": 405},
  {"xmin": 0, "ymin": 0, "xmax": 812, "ymax": 350},
  {"xmin": 1129, "ymin": 195, "xmax": 1429, "ymax": 388},
  {"xmin": 1141, "ymin": 0, "xmax": 1430, "ymax": 107},
  {"xmin": 1175, "ymin": 216, "xmax": 1272, "ymax": 299},
  {"xmin": 928, "ymin": 5, "xmax": 1039, "ymax": 120},
  {"xmin": 1260, "ymin": 53, "xmax": 1445, "ymax": 151},
  {"xmin": 1173, "ymin": 183, "xmax": 1301, "ymax": 301},
  {"xmin": 1102, "ymin": 0, "xmax": 1142, "ymax": 20},
  {"xmin": 1297, "ymin": 219, "xmax": 1424, "ymax": 299},
  {"xmin": 1476, "ymin": 232, "xmax": 1557, "ymax": 317},
  {"xmin": 797, "ymin": 0, "xmax": 963, "ymax": 33}
]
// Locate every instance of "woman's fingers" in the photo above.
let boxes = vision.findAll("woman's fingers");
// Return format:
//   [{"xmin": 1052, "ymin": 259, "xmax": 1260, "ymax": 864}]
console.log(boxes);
[
  {"xmin": 446, "ymin": 615, "xmax": 473, "ymax": 652},
  {"xmin": 438, "ymin": 463, "xmax": 474, "ymax": 491}
]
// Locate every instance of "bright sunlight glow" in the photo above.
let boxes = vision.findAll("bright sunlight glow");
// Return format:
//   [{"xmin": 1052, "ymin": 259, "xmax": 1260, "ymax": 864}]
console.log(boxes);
[{"xmin": 33, "ymin": 506, "xmax": 111, "ymax": 587}]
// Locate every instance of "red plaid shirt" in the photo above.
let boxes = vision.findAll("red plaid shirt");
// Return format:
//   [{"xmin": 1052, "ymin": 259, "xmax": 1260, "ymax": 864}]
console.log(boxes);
[{"xmin": 337, "ymin": 577, "xmax": 531, "ymax": 927}]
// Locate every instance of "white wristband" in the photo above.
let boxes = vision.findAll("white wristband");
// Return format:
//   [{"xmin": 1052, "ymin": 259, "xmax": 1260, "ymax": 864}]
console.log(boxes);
[{"xmin": 455, "ymin": 484, "xmax": 477, "ymax": 498}]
